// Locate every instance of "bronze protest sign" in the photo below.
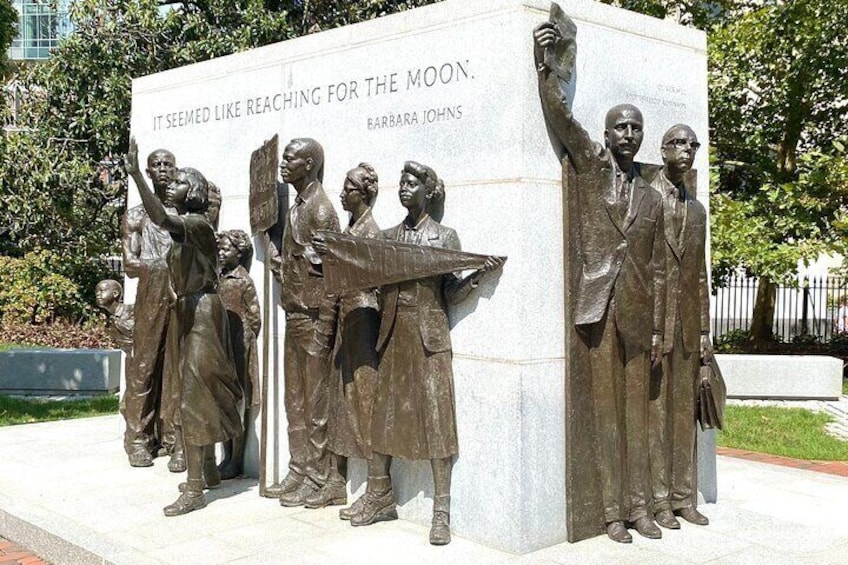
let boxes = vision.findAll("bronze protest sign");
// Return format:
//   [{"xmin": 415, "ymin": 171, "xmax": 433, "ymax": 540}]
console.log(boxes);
[
  {"xmin": 249, "ymin": 134, "xmax": 279, "ymax": 235},
  {"xmin": 319, "ymin": 231, "xmax": 505, "ymax": 294}
]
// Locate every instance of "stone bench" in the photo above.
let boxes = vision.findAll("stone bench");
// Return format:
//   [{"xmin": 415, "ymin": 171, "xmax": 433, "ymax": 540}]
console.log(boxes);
[
  {"xmin": 716, "ymin": 354, "xmax": 843, "ymax": 401},
  {"xmin": 0, "ymin": 349, "xmax": 122, "ymax": 395}
]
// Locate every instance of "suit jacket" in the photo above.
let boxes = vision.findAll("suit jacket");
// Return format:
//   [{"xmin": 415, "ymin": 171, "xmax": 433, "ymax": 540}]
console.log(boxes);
[
  {"xmin": 573, "ymin": 157, "xmax": 666, "ymax": 350},
  {"xmin": 535, "ymin": 70, "xmax": 665, "ymax": 351},
  {"xmin": 375, "ymin": 215, "xmax": 474, "ymax": 354},
  {"xmin": 651, "ymin": 170, "xmax": 710, "ymax": 354},
  {"xmin": 280, "ymin": 180, "xmax": 340, "ymax": 320}
]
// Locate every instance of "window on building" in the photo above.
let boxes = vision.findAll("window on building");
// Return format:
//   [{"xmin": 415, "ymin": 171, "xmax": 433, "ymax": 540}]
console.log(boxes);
[{"xmin": 8, "ymin": 1, "xmax": 72, "ymax": 61}]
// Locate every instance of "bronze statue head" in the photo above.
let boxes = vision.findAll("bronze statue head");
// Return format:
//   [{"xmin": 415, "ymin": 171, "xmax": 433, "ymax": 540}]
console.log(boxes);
[
  {"xmin": 281, "ymin": 138, "xmax": 324, "ymax": 187},
  {"xmin": 95, "ymin": 279, "xmax": 122, "ymax": 311},
  {"xmin": 604, "ymin": 104, "xmax": 644, "ymax": 172},
  {"xmin": 166, "ymin": 167, "xmax": 209, "ymax": 214},
  {"xmin": 342, "ymin": 162, "xmax": 379, "ymax": 213},
  {"xmin": 146, "ymin": 149, "xmax": 176, "ymax": 193},
  {"xmin": 400, "ymin": 161, "xmax": 444, "ymax": 217},
  {"xmin": 661, "ymin": 124, "xmax": 700, "ymax": 178},
  {"xmin": 218, "ymin": 229, "xmax": 254, "ymax": 273}
]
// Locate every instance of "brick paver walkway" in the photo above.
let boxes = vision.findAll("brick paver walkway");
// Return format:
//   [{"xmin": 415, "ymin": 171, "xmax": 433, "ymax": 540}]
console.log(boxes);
[
  {"xmin": 0, "ymin": 538, "xmax": 47, "ymax": 565},
  {"xmin": 717, "ymin": 446, "xmax": 848, "ymax": 477}
]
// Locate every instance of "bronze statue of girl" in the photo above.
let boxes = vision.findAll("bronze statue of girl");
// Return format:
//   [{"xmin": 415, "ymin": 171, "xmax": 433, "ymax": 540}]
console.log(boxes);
[{"xmin": 127, "ymin": 138, "xmax": 243, "ymax": 516}]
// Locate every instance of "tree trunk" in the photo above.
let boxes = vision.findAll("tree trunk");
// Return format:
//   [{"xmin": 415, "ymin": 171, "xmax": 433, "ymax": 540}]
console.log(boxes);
[{"xmin": 749, "ymin": 276, "xmax": 777, "ymax": 349}]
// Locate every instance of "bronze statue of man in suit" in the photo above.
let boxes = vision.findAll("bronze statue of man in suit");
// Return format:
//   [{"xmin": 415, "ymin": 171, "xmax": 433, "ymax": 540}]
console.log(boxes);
[
  {"xmin": 273, "ymin": 138, "xmax": 341, "ymax": 507},
  {"xmin": 648, "ymin": 124, "xmax": 711, "ymax": 529},
  {"xmin": 534, "ymin": 21, "xmax": 666, "ymax": 544}
]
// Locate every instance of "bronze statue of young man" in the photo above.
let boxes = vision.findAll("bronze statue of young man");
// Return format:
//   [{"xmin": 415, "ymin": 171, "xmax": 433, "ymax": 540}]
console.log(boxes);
[
  {"xmin": 121, "ymin": 149, "xmax": 184, "ymax": 470},
  {"xmin": 648, "ymin": 125, "xmax": 711, "ymax": 529},
  {"xmin": 273, "ymin": 138, "xmax": 341, "ymax": 507},
  {"xmin": 534, "ymin": 21, "xmax": 666, "ymax": 543}
]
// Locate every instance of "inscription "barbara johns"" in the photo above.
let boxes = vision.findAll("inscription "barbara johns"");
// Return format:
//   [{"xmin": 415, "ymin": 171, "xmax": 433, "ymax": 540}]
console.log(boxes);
[{"xmin": 367, "ymin": 105, "xmax": 463, "ymax": 131}]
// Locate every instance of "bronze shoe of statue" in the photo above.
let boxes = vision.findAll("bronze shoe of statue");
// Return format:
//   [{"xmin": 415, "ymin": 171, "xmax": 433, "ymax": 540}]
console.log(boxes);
[
  {"xmin": 339, "ymin": 492, "xmax": 370, "ymax": 520},
  {"xmin": 279, "ymin": 481, "xmax": 317, "ymax": 507},
  {"xmin": 304, "ymin": 481, "xmax": 347, "ymax": 509},
  {"xmin": 676, "ymin": 507, "xmax": 709, "ymax": 525},
  {"xmin": 128, "ymin": 446, "xmax": 153, "ymax": 468},
  {"xmin": 168, "ymin": 451, "xmax": 186, "ymax": 473},
  {"xmin": 164, "ymin": 481, "xmax": 207, "ymax": 517},
  {"xmin": 631, "ymin": 516, "xmax": 662, "ymax": 539},
  {"xmin": 279, "ymin": 472, "xmax": 304, "ymax": 494},
  {"xmin": 606, "ymin": 521, "xmax": 632, "ymax": 543},
  {"xmin": 655, "ymin": 509, "xmax": 681, "ymax": 529},
  {"xmin": 349, "ymin": 490, "xmax": 398, "ymax": 526}
]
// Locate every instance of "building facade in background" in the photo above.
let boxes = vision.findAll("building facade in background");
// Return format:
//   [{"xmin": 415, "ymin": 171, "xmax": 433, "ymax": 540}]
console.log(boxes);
[{"xmin": 8, "ymin": 0, "xmax": 71, "ymax": 61}]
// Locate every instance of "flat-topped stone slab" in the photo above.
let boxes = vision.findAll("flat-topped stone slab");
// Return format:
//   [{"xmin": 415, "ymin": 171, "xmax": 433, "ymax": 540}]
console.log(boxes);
[
  {"xmin": 0, "ymin": 349, "xmax": 121, "ymax": 395},
  {"xmin": 717, "ymin": 354, "xmax": 843, "ymax": 401}
]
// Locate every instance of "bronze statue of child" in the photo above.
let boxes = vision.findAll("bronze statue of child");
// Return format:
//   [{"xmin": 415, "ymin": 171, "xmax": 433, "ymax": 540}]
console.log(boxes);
[
  {"xmin": 94, "ymin": 279, "xmax": 134, "ymax": 355},
  {"xmin": 216, "ymin": 229, "xmax": 262, "ymax": 480}
]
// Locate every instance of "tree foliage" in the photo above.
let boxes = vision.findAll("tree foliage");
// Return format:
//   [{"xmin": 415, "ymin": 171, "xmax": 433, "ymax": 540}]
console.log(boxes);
[
  {"xmin": 0, "ymin": 0, "xmax": 16, "ymax": 77},
  {"xmin": 708, "ymin": 0, "xmax": 848, "ymax": 282}
]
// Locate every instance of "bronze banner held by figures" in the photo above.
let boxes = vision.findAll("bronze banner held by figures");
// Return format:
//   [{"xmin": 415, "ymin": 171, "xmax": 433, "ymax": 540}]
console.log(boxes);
[{"xmin": 319, "ymin": 231, "xmax": 505, "ymax": 294}]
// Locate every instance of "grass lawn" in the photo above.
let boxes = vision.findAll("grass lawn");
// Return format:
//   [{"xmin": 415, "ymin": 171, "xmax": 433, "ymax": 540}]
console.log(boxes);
[
  {"xmin": 0, "ymin": 343, "xmax": 26, "ymax": 352},
  {"xmin": 0, "ymin": 395, "xmax": 120, "ymax": 426},
  {"xmin": 717, "ymin": 404, "xmax": 848, "ymax": 461},
  {"xmin": 843, "ymin": 378, "xmax": 847, "ymax": 396}
]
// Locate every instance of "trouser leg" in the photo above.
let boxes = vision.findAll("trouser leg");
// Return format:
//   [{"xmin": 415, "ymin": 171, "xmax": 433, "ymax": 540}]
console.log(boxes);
[
  {"xmin": 624, "ymin": 344, "xmax": 651, "ymax": 522},
  {"xmin": 648, "ymin": 346, "xmax": 672, "ymax": 513},
  {"xmin": 124, "ymin": 277, "xmax": 169, "ymax": 454},
  {"xmin": 670, "ymin": 341, "xmax": 699, "ymax": 510},
  {"xmin": 159, "ymin": 309, "xmax": 181, "ymax": 454},
  {"xmin": 284, "ymin": 319, "xmax": 308, "ymax": 482},
  {"xmin": 302, "ymin": 330, "xmax": 332, "ymax": 488},
  {"xmin": 587, "ymin": 307, "xmax": 627, "ymax": 523}
]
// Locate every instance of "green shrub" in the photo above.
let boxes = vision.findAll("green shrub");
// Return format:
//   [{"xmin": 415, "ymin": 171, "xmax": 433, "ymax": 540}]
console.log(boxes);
[
  {"xmin": 0, "ymin": 250, "xmax": 104, "ymax": 325},
  {"xmin": 714, "ymin": 329, "xmax": 750, "ymax": 353}
]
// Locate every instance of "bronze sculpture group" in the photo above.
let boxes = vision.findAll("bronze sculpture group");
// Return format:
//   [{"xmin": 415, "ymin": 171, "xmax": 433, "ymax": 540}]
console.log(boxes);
[
  {"xmin": 534, "ymin": 5, "xmax": 715, "ymax": 544},
  {"xmin": 107, "ymin": 0, "xmax": 719, "ymax": 546}
]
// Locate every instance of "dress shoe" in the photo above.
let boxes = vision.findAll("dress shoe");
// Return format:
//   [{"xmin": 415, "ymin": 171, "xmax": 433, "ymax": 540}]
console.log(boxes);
[
  {"xmin": 350, "ymin": 490, "xmax": 398, "ymax": 526},
  {"xmin": 606, "ymin": 521, "xmax": 632, "ymax": 544},
  {"xmin": 279, "ymin": 481, "xmax": 317, "ymax": 507},
  {"xmin": 631, "ymin": 516, "xmax": 662, "ymax": 539},
  {"xmin": 339, "ymin": 492, "xmax": 369, "ymax": 520},
  {"xmin": 430, "ymin": 511, "xmax": 451, "ymax": 545},
  {"xmin": 168, "ymin": 452, "xmax": 186, "ymax": 473},
  {"xmin": 128, "ymin": 447, "xmax": 153, "ymax": 468},
  {"xmin": 304, "ymin": 482, "xmax": 347, "ymax": 509},
  {"xmin": 163, "ymin": 491, "xmax": 206, "ymax": 516},
  {"xmin": 655, "ymin": 509, "xmax": 681, "ymax": 529},
  {"xmin": 676, "ymin": 507, "xmax": 709, "ymax": 525}
]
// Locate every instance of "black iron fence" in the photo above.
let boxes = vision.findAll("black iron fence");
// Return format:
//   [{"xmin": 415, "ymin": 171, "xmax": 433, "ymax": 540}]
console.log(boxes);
[{"xmin": 712, "ymin": 274, "xmax": 848, "ymax": 342}]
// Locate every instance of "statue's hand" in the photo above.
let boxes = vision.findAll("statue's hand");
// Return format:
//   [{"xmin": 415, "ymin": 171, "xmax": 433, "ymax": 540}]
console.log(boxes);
[
  {"xmin": 125, "ymin": 136, "xmax": 140, "ymax": 177},
  {"xmin": 312, "ymin": 233, "xmax": 328, "ymax": 255},
  {"xmin": 534, "ymin": 21, "xmax": 560, "ymax": 48},
  {"xmin": 481, "ymin": 255, "xmax": 505, "ymax": 273},
  {"xmin": 533, "ymin": 21, "xmax": 560, "ymax": 63}
]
